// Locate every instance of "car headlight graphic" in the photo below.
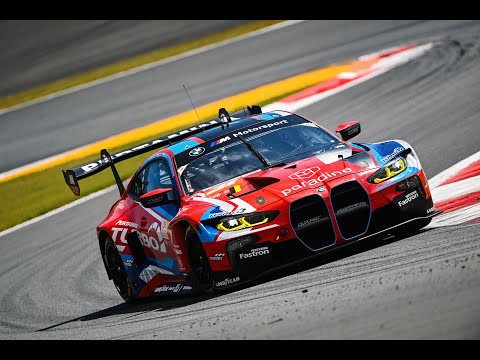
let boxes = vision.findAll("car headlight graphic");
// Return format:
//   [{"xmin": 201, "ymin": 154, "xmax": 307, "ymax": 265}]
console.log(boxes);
[
  {"xmin": 367, "ymin": 157, "xmax": 407, "ymax": 184},
  {"xmin": 215, "ymin": 211, "xmax": 279, "ymax": 232}
]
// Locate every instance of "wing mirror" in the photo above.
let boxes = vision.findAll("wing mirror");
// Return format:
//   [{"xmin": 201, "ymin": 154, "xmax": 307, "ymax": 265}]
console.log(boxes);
[
  {"xmin": 336, "ymin": 121, "xmax": 361, "ymax": 141},
  {"xmin": 140, "ymin": 188, "xmax": 173, "ymax": 208}
]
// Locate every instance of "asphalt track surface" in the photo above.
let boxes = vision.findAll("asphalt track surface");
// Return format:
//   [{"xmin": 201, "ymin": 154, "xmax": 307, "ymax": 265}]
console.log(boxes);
[
  {"xmin": 0, "ymin": 20, "xmax": 251, "ymax": 97},
  {"xmin": 1, "ymin": 20, "xmax": 479, "ymax": 339}
]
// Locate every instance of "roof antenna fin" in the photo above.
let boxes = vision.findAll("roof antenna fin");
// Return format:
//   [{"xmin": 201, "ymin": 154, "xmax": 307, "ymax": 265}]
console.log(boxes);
[{"xmin": 183, "ymin": 84, "xmax": 205, "ymax": 132}]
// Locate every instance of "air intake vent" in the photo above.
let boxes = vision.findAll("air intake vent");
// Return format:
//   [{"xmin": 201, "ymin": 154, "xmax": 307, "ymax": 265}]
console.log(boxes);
[
  {"xmin": 290, "ymin": 195, "xmax": 336, "ymax": 251},
  {"xmin": 330, "ymin": 181, "xmax": 370, "ymax": 239}
]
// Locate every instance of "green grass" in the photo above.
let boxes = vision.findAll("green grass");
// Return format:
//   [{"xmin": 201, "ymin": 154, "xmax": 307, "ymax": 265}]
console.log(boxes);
[{"xmin": 0, "ymin": 20, "xmax": 284, "ymax": 111}]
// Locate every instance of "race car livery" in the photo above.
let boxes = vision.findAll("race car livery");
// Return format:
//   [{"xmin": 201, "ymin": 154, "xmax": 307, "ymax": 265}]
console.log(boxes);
[{"xmin": 63, "ymin": 106, "xmax": 440, "ymax": 303}]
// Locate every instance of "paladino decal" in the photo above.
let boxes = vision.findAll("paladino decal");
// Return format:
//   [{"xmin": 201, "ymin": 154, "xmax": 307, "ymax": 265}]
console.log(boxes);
[{"xmin": 282, "ymin": 168, "xmax": 353, "ymax": 196}]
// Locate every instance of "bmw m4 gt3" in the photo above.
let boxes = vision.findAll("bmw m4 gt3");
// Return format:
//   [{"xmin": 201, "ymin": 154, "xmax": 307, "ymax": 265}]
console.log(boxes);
[{"xmin": 63, "ymin": 106, "xmax": 440, "ymax": 303}]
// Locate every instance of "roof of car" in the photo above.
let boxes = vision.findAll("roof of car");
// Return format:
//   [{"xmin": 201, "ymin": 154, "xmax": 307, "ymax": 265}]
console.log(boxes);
[{"xmin": 164, "ymin": 110, "xmax": 297, "ymax": 157}]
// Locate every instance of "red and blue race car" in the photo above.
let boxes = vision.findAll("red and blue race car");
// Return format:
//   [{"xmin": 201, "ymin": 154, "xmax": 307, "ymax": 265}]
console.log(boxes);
[{"xmin": 63, "ymin": 106, "xmax": 440, "ymax": 303}]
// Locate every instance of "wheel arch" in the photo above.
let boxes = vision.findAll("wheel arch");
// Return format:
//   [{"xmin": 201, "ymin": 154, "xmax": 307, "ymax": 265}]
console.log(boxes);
[
  {"xmin": 170, "ymin": 219, "xmax": 198, "ymax": 273},
  {"xmin": 98, "ymin": 229, "xmax": 113, "ymax": 279}
]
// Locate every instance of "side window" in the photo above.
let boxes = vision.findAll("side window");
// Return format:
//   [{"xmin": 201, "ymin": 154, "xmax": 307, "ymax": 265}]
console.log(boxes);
[{"xmin": 129, "ymin": 160, "xmax": 174, "ymax": 199}]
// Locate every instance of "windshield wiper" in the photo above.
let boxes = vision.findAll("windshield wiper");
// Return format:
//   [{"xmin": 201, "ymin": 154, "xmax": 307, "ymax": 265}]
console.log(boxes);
[{"xmin": 237, "ymin": 135, "xmax": 271, "ymax": 167}]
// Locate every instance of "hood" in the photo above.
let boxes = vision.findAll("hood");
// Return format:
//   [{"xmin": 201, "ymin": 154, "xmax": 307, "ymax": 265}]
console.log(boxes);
[{"xmin": 179, "ymin": 149, "xmax": 372, "ymax": 221}]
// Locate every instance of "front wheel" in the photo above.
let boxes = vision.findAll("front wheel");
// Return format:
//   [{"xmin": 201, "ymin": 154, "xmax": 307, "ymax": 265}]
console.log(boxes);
[
  {"xmin": 104, "ymin": 236, "xmax": 134, "ymax": 303},
  {"xmin": 186, "ymin": 228, "xmax": 214, "ymax": 293}
]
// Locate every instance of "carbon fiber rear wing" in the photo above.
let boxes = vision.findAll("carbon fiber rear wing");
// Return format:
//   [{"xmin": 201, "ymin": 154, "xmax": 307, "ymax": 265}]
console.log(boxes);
[{"xmin": 62, "ymin": 105, "xmax": 262, "ymax": 196}]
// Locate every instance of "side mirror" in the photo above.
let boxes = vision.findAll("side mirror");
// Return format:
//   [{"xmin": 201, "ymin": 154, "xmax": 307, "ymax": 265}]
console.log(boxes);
[
  {"xmin": 335, "ymin": 121, "xmax": 361, "ymax": 141},
  {"xmin": 140, "ymin": 188, "xmax": 173, "ymax": 208}
]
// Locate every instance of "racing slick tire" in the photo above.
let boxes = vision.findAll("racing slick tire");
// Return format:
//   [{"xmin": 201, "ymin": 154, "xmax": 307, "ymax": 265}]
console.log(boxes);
[
  {"xmin": 185, "ymin": 228, "xmax": 214, "ymax": 294},
  {"xmin": 104, "ymin": 235, "xmax": 134, "ymax": 303}
]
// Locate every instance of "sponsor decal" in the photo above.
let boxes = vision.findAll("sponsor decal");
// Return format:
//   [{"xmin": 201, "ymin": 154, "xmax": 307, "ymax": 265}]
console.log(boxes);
[
  {"xmin": 381, "ymin": 146, "xmax": 405, "ymax": 164},
  {"xmin": 231, "ymin": 120, "xmax": 288, "ymax": 138},
  {"xmin": 346, "ymin": 126, "xmax": 359, "ymax": 136},
  {"xmin": 189, "ymin": 147, "xmax": 205, "ymax": 156},
  {"xmin": 282, "ymin": 168, "xmax": 353, "ymax": 196},
  {"xmin": 112, "ymin": 222, "xmax": 169, "ymax": 253},
  {"xmin": 256, "ymin": 197, "xmax": 266, "ymax": 205},
  {"xmin": 398, "ymin": 190, "xmax": 419, "ymax": 207},
  {"xmin": 238, "ymin": 246, "xmax": 270, "ymax": 260},
  {"xmin": 147, "ymin": 221, "xmax": 168, "ymax": 253},
  {"xmin": 111, "ymin": 227, "xmax": 132, "ymax": 245},
  {"xmin": 115, "ymin": 220, "xmax": 138, "ymax": 228},
  {"xmin": 209, "ymin": 253, "xmax": 225, "ymax": 261},
  {"xmin": 210, "ymin": 136, "xmax": 232, "ymax": 148},
  {"xmin": 207, "ymin": 120, "xmax": 290, "ymax": 148},
  {"xmin": 317, "ymin": 186, "xmax": 326, "ymax": 193},
  {"xmin": 154, "ymin": 284, "xmax": 192, "ymax": 293},
  {"xmin": 334, "ymin": 144, "xmax": 346, "ymax": 149},
  {"xmin": 427, "ymin": 206, "xmax": 435, "ymax": 214},
  {"xmin": 289, "ymin": 166, "xmax": 321, "ymax": 180},
  {"xmin": 124, "ymin": 259, "xmax": 134, "ymax": 267},
  {"xmin": 207, "ymin": 207, "xmax": 247, "ymax": 219},
  {"xmin": 215, "ymin": 277, "xmax": 240, "ymax": 288},
  {"xmin": 336, "ymin": 201, "xmax": 368, "ymax": 214},
  {"xmin": 297, "ymin": 216, "xmax": 321, "ymax": 228}
]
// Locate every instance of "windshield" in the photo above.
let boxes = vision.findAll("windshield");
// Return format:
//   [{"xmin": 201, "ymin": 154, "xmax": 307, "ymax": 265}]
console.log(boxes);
[{"xmin": 177, "ymin": 121, "xmax": 339, "ymax": 194}]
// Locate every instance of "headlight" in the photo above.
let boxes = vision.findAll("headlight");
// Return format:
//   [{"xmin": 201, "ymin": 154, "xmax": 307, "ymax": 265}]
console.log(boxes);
[
  {"xmin": 367, "ymin": 157, "xmax": 407, "ymax": 184},
  {"xmin": 215, "ymin": 211, "xmax": 279, "ymax": 232}
]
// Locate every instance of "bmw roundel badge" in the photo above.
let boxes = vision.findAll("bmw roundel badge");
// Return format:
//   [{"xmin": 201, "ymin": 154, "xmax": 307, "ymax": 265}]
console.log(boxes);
[{"xmin": 189, "ymin": 147, "xmax": 205, "ymax": 156}]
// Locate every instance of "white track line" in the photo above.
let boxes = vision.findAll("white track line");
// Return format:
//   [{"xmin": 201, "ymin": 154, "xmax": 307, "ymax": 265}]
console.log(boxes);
[
  {"xmin": 428, "ymin": 203, "xmax": 480, "ymax": 227},
  {"xmin": 0, "ymin": 185, "xmax": 116, "ymax": 238},
  {"xmin": 430, "ymin": 175, "xmax": 480, "ymax": 204},
  {"xmin": 428, "ymin": 150, "xmax": 480, "ymax": 189},
  {"xmin": 0, "ymin": 20, "xmax": 305, "ymax": 117}
]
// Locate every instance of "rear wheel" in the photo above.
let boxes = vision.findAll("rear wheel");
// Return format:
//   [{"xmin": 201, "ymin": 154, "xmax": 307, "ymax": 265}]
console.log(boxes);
[
  {"xmin": 186, "ymin": 228, "xmax": 214, "ymax": 293},
  {"xmin": 104, "ymin": 236, "xmax": 134, "ymax": 303}
]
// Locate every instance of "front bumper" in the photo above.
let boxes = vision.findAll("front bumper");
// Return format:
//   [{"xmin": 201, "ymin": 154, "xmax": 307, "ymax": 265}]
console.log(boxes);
[{"xmin": 209, "ymin": 171, "xmax": 436, "ymax": 289}]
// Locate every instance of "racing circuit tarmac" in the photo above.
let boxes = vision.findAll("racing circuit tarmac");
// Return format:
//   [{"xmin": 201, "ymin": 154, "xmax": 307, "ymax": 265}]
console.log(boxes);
[{"xmin": 0, "ymin": 20, "xmax": 479, "ymax": 339}]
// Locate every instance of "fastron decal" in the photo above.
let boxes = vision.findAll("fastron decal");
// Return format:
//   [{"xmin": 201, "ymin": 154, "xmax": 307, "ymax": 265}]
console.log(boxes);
[
  {"xmin": 238, "ymin": 246, "xmax": 270, "ymax": 260},
  {"xmin": 398, "ymin": 190, "xmax": 419, "ymax": 207}
]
